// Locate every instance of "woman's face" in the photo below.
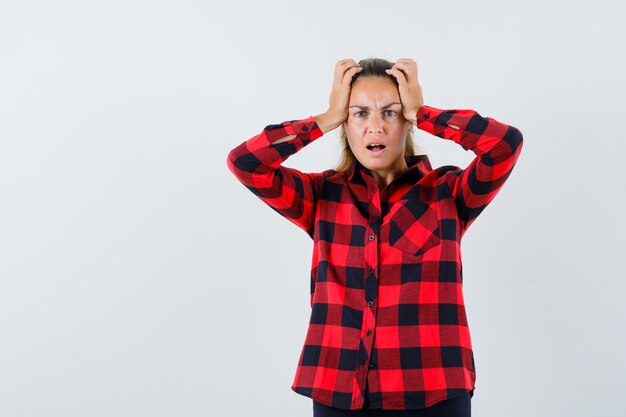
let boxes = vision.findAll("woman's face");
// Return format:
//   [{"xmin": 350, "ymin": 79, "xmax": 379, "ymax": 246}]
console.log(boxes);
[{"xmin": 345, "ymin": 76, "xmax": 411, "ymax": 186}]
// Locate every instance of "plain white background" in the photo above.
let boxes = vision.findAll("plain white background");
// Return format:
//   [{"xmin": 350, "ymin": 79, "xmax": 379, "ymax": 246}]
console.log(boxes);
[{"xmin": 1, "ymin": 0, "xmax": 625, "ymax": 416}]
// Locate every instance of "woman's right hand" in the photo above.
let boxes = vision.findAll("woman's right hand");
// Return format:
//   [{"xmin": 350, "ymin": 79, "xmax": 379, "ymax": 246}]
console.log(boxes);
[{"xmin": 315, "ymin": 59, "xmax": 362, "ymax": 133}]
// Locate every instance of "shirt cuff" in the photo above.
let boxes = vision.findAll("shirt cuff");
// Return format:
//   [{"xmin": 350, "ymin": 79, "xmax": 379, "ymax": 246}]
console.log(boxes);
[
  {"xmin": 269, "ymin": 115, "xmax": 324, "ymax": 144},
  {"xmin": 415, "ymin": 105, "xmax": 434, "ymax": 124}
]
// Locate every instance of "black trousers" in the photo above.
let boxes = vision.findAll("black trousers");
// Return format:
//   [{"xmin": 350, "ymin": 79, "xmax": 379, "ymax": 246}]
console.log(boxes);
[{"xmin": 312, "ymin": 389, "xmax": 472, "ymax": 417}]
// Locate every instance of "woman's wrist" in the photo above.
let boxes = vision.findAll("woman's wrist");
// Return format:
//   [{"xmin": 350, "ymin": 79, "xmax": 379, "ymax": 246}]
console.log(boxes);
[
  {"xmin": 403, "ymin": 105, "xmax": 422, "ymax": 126},
  {"xmin": 313, "ymin": 112, "xmax": 345, "ymax": 134}
]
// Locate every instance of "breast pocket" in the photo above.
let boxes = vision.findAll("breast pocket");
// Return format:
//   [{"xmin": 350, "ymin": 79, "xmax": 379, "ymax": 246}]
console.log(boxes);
[{"xmin": 382, "ymin": 198, "xmax": 441, "ymax": 256}]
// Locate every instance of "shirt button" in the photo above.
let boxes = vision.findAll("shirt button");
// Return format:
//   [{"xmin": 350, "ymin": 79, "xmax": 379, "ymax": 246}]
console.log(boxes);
[
  {"xmin": 367, "ymin": 300, "xmax": 373, "ymax": 307},
  {"xmin": 424, "ymin": 113, "xmax": 430, "ymax": 119},
  {"xmin": 366, "ymin": 329, "xmax": 372, "ymax": 336},
  {"xmin": 369, "ymin": 362, "xmax": 376, "ymax": 369},
  {"xmin": 368, "ymin": 268, "xmax": 374, "ymax": 274},
  {"xmin": 368, "ymin": 234, "xmax": 375, "ymax": 242}
]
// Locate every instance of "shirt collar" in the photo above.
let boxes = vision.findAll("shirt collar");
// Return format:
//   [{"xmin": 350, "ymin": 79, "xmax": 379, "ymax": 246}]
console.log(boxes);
[{"xmin": 346, "ymin": 154, "xmax": 433, "ymax": 184}]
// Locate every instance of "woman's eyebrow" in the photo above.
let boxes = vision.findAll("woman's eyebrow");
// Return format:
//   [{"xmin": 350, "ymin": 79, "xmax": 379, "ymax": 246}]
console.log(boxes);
[{"xmin": 349, "ymin": 102, "xmax": 401, "ymax": 110}]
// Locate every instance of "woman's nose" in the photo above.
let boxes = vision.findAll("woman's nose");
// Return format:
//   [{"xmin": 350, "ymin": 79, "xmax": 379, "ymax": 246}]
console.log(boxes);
[{"xmin": 368, "ymin": 114, "xmax": 383, "ymax": 133}]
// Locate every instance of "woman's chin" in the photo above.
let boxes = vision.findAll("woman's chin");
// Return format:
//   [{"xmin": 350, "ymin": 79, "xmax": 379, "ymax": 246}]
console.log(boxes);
[{"xmin": 361, "ymin": 159, "xmax": 392, "ymax": 172}]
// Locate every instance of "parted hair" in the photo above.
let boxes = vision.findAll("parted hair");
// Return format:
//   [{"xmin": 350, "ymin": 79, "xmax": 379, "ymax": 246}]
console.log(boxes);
[{"xmin": 334, "ymin": 57, "xmax": 421, "ymax": 173}]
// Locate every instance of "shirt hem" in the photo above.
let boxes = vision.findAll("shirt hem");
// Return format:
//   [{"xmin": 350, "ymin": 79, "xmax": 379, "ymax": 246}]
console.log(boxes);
[{"xmin": 292, "ymin": 385, "xmax": 476, "ymax": 411}]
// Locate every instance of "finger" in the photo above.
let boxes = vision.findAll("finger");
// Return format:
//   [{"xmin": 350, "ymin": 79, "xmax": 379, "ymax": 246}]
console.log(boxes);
[
  {"xmin": 336, "ymin": 59, "xmax": 358, "ymax": 71},
  {"xmin": 337, "ymin": 59, "xmax": 357, "ymax": 66},
  {"xmin": 390, "ymin": 61, "xmax": 415, "ymax": 74},
  {"xmin": 393, "ymin": 58, "xmax": 416, "ymax": 67},
  {"xmin": 385, "ymin": 67, "xmax": 407, "ymax": 84},
  {"xmin": 342, "ymin": 65, "xmax": 362, "ymax": 85},
  {"xmin": 334, "ymin": 60, "xmax": 360, "ymax": 83},
  {"xmin": 392, "ymin": 60, "xmax": 418, "ymax": 78}
]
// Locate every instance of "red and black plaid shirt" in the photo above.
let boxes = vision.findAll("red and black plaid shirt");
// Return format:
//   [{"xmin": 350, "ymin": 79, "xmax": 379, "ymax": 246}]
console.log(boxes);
[{"xmin": 226, "ymin": 105, "xmax": 523, "ymax": 410}]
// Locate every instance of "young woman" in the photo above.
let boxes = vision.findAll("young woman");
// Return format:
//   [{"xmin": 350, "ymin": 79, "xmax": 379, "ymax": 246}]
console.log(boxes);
[{"xmin": 226, "ymin": 58, "xmax": 523, "ymax": 416}]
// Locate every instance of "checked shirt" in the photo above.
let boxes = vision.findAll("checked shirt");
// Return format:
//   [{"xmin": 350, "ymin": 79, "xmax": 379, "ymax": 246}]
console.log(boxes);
[{"xmin": 226, "ymin": 105, "xmax": 523, "ymax": 410}]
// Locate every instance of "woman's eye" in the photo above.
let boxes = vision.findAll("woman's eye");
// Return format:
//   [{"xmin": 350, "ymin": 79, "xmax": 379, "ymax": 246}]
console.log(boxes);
[{"xmin": 354, "ymin": 110, "xmax": 395, "ymax": 118}]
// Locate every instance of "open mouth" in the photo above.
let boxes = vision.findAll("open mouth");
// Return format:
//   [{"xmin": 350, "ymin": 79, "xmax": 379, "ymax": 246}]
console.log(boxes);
[{"xmin": 366, "ymin": 144, "xmax": 386, "ymax": 151}]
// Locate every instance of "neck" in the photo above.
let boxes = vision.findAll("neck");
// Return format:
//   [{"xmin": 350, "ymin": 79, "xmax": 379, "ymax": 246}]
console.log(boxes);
[{"xmin": 371, "ymin": 157, "xmax": 409, "ymax": 189}]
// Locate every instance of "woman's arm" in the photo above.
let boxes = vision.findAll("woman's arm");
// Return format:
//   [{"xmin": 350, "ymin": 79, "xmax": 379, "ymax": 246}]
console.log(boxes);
[
  {"xmin": 414, "ymin": 105, "xmax": 524, "ymax": 234},
  {"xmin": 226, "ymin": 115, "xmax": 328, "ymax": 237},
  {"xmin": 270, "ymin": 112, "xmax": 347, "ymax": 144},
  {"xmin": 226, "ymin": 59, "xmax": 362, "ymax": 237},
  {"xmin": 385, "ymin": 58, "xmax": 523, "ymax": 234}
]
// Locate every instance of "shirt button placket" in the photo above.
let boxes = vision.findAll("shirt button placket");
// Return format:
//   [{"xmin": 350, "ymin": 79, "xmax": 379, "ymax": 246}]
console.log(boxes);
[
  {"xmin": 361, "ymin": 187, "xmax": 381, "ymax": 392},
  {"xmin": 365, "ymin": 233, "xmax": 377, "ymax": 309},
  {"xmin": 365, "ymin": 212, "xmax": 379, "ymax": 309}
]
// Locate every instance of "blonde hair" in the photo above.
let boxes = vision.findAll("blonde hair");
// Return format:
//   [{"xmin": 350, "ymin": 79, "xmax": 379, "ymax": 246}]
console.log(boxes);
[{"xmin": 333, "ymin": 57, "xmax": 421, "ymax": 173}]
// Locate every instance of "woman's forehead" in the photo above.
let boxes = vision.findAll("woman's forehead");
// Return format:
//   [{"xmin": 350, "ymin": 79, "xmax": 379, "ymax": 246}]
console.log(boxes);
[{"xmin": 350, "ymin": 77, "xmax": 399, "ymax": 104}]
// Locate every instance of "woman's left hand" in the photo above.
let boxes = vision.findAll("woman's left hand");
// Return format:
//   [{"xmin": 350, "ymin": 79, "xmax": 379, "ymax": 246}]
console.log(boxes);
[{"xmin": 385, "ymin": 58, "xmax": 424, "ymax": 125}]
